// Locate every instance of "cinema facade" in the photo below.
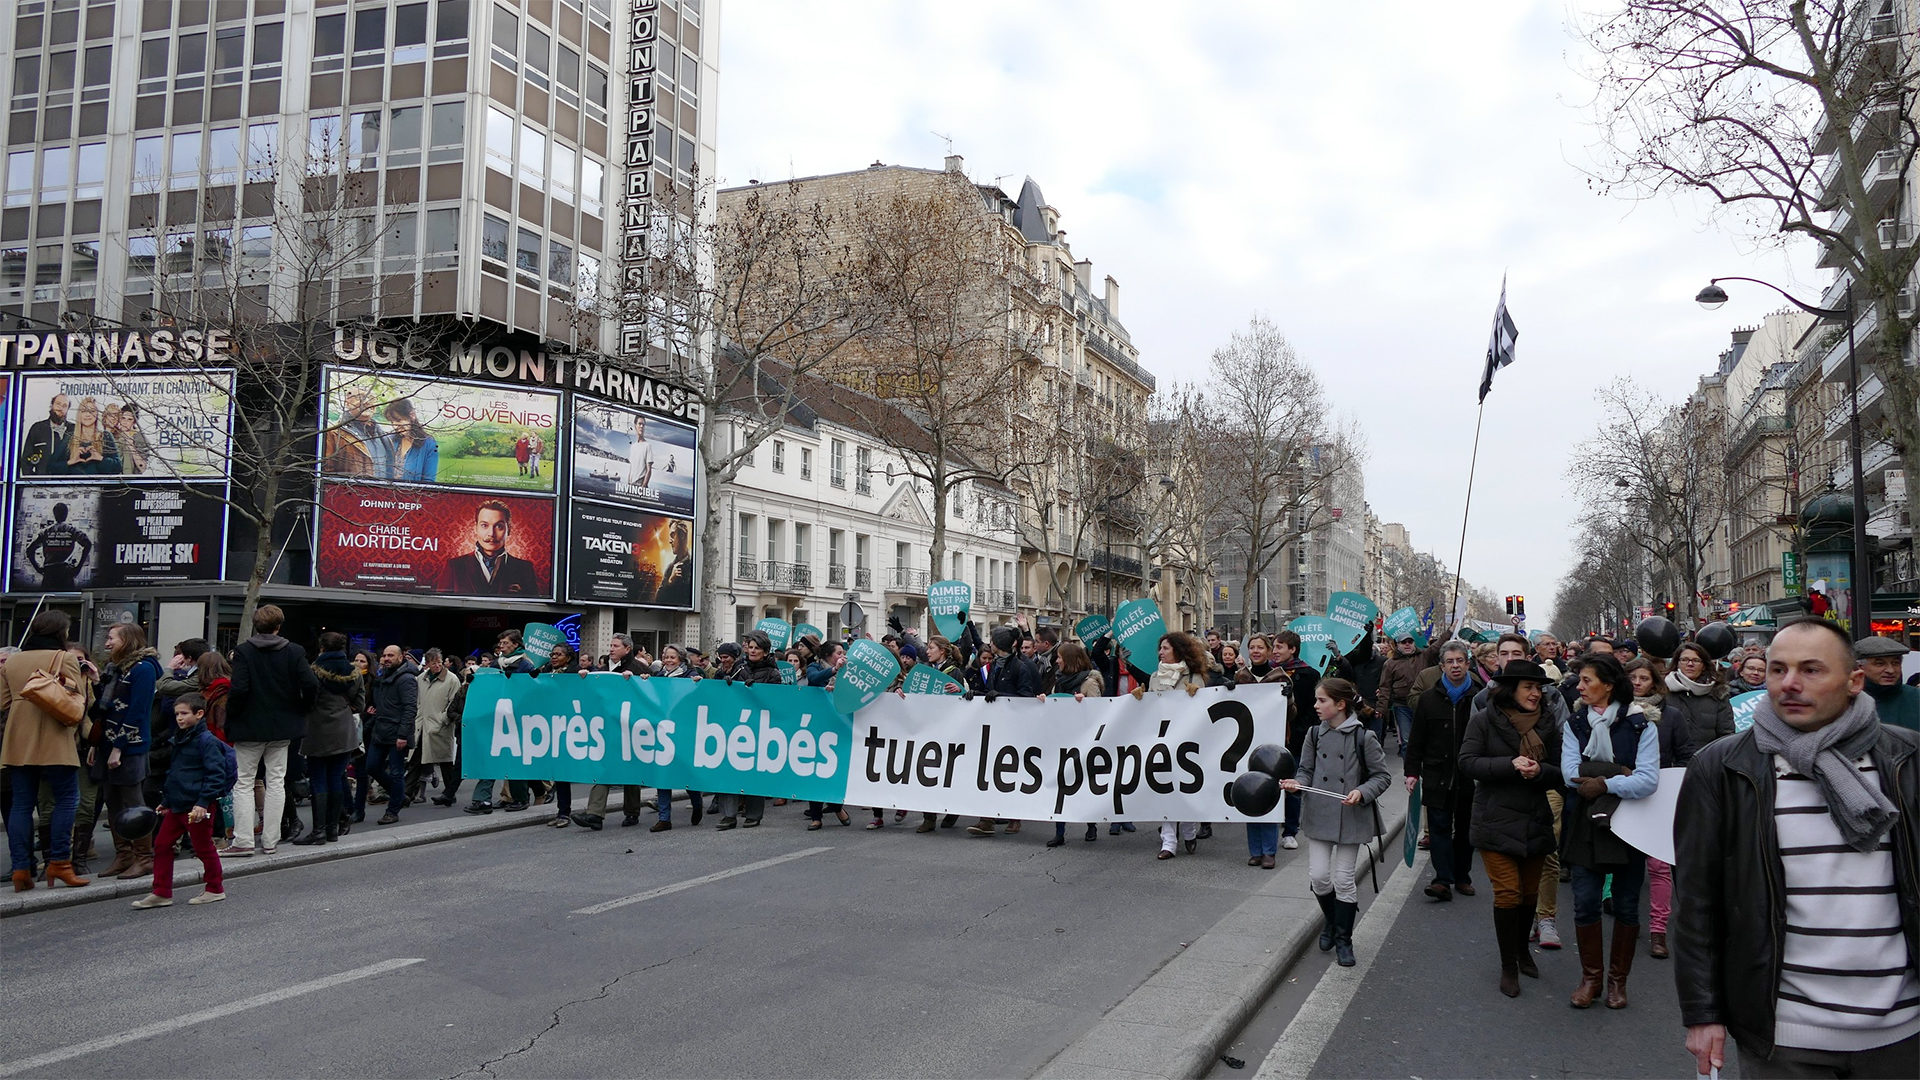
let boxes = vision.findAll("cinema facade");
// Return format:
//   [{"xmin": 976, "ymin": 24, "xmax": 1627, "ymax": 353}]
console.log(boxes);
[{"xmin": 0, "ymin": 322, "xmax": 703, "ymax": 661}]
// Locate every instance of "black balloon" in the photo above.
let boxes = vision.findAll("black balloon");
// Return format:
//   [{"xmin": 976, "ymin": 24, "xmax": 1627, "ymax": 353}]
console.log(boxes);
[
  {"xmin": 1635, "ymin": 616, "xmax": 1681, "ymax": 659},
  {"xmin": 1229, "ymin": 771, "xmax": 1282, "ymax": 818},
  {"xmin": 1696, "ymin": 621, "xmax": 1736, "ymax": 660},
  {"xmin": 1248, "ymin": 743, "xmax": 1296, "ymax": 781},
  {"xmin": 113, "ymin": 805, "xmax": 159, "ymax": 840}
]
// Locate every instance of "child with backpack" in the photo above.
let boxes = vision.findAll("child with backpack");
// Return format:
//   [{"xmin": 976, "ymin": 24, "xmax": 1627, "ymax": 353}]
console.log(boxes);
[{"xmin": 132, "ymin": 693, "xmax": 234, "ymax": 908}]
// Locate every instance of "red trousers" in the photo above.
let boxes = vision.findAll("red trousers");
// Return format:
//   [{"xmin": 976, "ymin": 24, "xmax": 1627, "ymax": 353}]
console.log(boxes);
[{"xmin": 152, "ymin": 809, "xmax": 223, "ymax": 899}]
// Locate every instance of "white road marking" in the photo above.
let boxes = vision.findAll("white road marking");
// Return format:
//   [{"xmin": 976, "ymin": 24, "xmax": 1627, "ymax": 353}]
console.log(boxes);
[
  {"xmin": 1254, "ymin": 853, "xmax": 1420, "ymax": 1079},
  {"xmin": 0, "ymin": 958, "xmax": 425, "ymax": 1077},
  {"xmin": 572, "ymin": 846, "xmax": 835, "ymax": 916}
]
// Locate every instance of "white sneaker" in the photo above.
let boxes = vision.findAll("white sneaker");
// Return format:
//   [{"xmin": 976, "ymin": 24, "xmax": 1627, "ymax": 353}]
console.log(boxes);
[
  {"xmin": 189, "ymin": 889, "xmax": 226, "ymax": 905},
  {"xmin": 131, "ymin": 893, "xmax": 172, "ymax": 909},
  {"xmin": 1281, "ymin": 835, "xmax": 1299, "ymax": 850},
  {"xmin": 1537, "ymin": 916, "xmax": 1561, "ymax": 949}
]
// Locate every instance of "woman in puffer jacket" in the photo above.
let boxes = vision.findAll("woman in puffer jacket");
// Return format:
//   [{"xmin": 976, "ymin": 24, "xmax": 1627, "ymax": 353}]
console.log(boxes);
[
  {"xmin": 1661, "ymin": 643, "xmax": 1733, "ymax": 756},
  {"xmin": 297, "ymin": 633, "xmax": 364, "ymax": 845}
]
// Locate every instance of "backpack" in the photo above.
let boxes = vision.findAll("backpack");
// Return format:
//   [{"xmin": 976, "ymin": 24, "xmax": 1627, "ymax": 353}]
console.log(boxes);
[{"xmin": 211, "ymin": 733, "xmax": 238, "ymax": 795}]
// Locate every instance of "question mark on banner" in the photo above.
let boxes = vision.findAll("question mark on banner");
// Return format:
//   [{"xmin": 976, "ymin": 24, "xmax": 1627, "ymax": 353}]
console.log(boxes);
[{"xmin": 1209, "ymin": 699, "xmax": 1255, "ymax": 806}]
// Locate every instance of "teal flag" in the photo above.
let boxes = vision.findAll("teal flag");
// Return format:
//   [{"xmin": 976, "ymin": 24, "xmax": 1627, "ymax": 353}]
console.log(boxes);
[
  {"xmin": 928, "ymin": 580, "xmax": 973, "ymax": 640},
  {"xmin": 1381, "ymin": 607, "xmax": 1425, "ymax": 648},
  {"xmin": 755, "ymin": 618, "xmax": 793, "ymax": 651},
  {"xmin": 795, "ymin": 623, "xmax": 824, "ymax": 644},
  {"xmin": 903, "ymin": 663, "xmax": 966, "ymax": 696},
  {"xmin": 1404, "ymin": 780, "xmax": 1422, "ymax": 867},
  {"xmin": 1731, "ymin": 690, "xmax": 1765, "ymax": 733},
  {"xmin": 832, "ymin": 639, "xmax": 902, "ymax": 714},
  {"xmin": 1326, "ymin": 592, "xmax": 1379, "ymax": 633},
  {"xmin": 1074, "ymin": 614, "xmax": 1111, "ymax": 643},
  {"xmin": 1113, "ymin": 599, "xmax": 1167, "ymax": 671},
  {"xmin": 523, "ymin": 622, "xmax": 566, "ymax": 662}
]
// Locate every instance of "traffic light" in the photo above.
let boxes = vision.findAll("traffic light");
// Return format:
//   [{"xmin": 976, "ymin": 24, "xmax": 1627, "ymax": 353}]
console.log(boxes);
[
  {"xmin": 1504, "ymin": 595, "xmax": 1515, "ymax": 615},
  {"xmin": 1663, "ymin": 600, "xmax": 1676, "ymax": 618},
  {"xmin": 1516, "ymin": 596, "xmax": 1526, "ymax": 619}
]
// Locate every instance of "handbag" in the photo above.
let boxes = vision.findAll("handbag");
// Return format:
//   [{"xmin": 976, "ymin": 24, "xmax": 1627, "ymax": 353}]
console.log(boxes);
[{"xmin": 21, "ymin": 653, "xmax": 85, "ymax": 728}]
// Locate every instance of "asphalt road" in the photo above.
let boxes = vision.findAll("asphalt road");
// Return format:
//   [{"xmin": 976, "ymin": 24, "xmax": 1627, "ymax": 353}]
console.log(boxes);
[{"xmin": 1, "ymin": 809, "xmax": 1300, "ymax": 1079}]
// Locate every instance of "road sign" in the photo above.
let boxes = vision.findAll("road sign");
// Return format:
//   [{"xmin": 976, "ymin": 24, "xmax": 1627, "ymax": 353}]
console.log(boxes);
[{"xmin": 839, "ymin": 599, "xmax": 866, "ymax": 628}]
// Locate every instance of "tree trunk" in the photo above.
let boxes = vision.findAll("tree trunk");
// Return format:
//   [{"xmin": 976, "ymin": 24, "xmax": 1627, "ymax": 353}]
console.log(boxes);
[
  {"xmin": 241, "ymin": 469, "xmax": 277, "ymax": 634},
  {"xmin": 698, "ymin": 424, "xmax": 730, "ymax": 650},
  {"xmin": 928, "ymin": 471, "xmax": 948, "ymax": 582}
]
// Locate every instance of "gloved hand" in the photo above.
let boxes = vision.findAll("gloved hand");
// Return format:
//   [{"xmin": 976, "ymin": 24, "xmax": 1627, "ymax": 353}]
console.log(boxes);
[{"xmin": 1576, "ymin": 776, "xmax": 1608, "ymax": 800}]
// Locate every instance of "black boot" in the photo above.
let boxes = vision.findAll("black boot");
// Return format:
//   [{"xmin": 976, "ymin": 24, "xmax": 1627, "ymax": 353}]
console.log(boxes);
[
  {"xmin": 293, "ymin": 792, "xmax": 329, "ymax": 845},
  {"xmin": 1315, "ymin": 891, "xmax": 1337, "ymax": 952},
  {"xmin": 1333, "ymin": 900, "xmax": 1358, "ymax": 967},
  {"xmin": 1494, "ymin": 906, "xmax": 1522, "ymax": 997},
  {"xmin": 324, "ymin": 793, "xmax": 342, "ymax": 842}
]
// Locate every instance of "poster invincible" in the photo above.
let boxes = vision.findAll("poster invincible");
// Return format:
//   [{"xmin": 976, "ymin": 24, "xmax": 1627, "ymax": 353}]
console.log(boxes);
[
  {"xmin": 314, "ymin": 484, "xmax": 555, "ymax": 600},
  {"xmin": 11, "ymin": 370, "xmax": 233, "ymax": 480},
  {"xmin": 8, "ymin": 483, "xmax": 227, "ymax": 590},
  {"xmin": 317, "ymin": 367, "xmax": 561, "ymax": 494},
  {"xmin": 569, "ymin": 401, "xmax": 696, "ymax": 517},
  {"xmin": 565, "ymin": 501, "xmax": 694, "ymax": 609}
]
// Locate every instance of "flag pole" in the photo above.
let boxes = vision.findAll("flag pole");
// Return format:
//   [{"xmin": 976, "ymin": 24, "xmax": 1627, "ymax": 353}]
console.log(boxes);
[{"xmin": 1448, "ymin": 399, "xmax": 1487, "ymax": 630}]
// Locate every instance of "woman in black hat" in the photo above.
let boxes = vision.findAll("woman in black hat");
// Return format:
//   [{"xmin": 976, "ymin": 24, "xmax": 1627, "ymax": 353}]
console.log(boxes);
[{"xmin": 1458, "ymin": 658, "xmax": 1563, "ymax": 998}]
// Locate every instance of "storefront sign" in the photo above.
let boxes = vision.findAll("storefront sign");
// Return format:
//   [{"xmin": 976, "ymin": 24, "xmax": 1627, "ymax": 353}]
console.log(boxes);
[{"xmin": 0, "ymin": 328, "xmax": 238, "ymax": 369}]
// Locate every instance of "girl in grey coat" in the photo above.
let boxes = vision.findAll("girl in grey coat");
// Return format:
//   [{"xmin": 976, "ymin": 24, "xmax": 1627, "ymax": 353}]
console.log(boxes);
[{"xmin": 1283, "ymin": 676, "xmax": 1390, "ymax": 966}]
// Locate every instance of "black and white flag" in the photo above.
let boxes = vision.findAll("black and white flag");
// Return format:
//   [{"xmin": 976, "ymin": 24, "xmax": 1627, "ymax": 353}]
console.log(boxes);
[{"xmin": 1478, "ymin": 276, "xmax": 1518, "ymax": 403}]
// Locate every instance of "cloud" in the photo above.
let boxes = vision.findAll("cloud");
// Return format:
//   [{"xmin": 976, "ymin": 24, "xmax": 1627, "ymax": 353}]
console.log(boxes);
[{"xmin": 717, "ymin": 0, "xmax": 1819, "ymax": 628}]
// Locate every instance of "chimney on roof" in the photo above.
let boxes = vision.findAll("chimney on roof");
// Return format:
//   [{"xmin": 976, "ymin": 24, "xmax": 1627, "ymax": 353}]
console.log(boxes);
[
  {"xmin": 944, "ymin": 154, "xmax": 965, "ymax": 175},
  {"xmin": 1104, "ymin": 275, "xmax": 1120, "ymax": 318},
  {"xmin": 1074, "ymin": 259, "xmax": 1092, "ymax": 293},
  {"xmin": 870, "ymin": 160, "xmax": 885, "ymax": 169}
]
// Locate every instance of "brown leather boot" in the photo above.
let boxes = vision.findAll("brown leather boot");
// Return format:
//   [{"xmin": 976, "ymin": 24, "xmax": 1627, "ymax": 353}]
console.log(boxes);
[
  {"xmin": 1606, "ymin": 921, "xmax": 1638, "ymax": 1009},
  {"xmin": 1648, "ymin": 931, "xmax": 1668, "ymax": 959},
  {"xmin": 1569, "ymin": 922, "xmax": 1605, "ymax": 1008},
  {"xmin": 102, "ymin": 835, "xmax": 136, "ymax": 878},
  {"xmin": 11, "ymin": 870, "xmax": 34, "ymax": 892},
  {"xmin": 118, "ymin": 836, "xmax": 154, "ymax": 880},
  {"xmin": 43, "ymin": 859, "xmax": 91, "ymax": 887}
]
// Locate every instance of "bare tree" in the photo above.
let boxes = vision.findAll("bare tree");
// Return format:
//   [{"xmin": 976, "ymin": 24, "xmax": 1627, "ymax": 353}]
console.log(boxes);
[
  {"xmin": 1580, "ymin": 0, "xmax": 1920, "ymax": 509},
  {"xmin": 1552, "ymin": 517, "xmax": 1653, "ymax": 640}
]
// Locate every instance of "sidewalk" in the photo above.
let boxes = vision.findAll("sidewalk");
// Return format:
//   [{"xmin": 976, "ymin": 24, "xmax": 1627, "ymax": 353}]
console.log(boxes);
[
  {"xmin": 1032, "ymin": 785, "xmax": 1411, "ymax": 1080},
  {"xmin": 1, "ymin": 790, "xmax": 652, "ymax": 919}
]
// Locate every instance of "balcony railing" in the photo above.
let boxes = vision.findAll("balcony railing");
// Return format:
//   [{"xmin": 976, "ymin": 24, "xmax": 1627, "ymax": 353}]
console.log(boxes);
[
  {"xmin": 887, "ymin": 567, "xmax": 930, "ymax": 592},
  {"xmin": 761, "ymin": 561, "xmax": 812, "ymax": 591},
  {"xmin": 984, "ymin": 588, "xmax": 1017, "ymax": 611},
  {"xmin": 853, "ymin": 567, "xmax": 872, "ymax": 590},
  {"xmin": 828, "ymin": 563, "xmax": 846, "ymax": 588},
  {"xmin": 736, "ymin": 555, "xmax": 760, "ymax": 582}
]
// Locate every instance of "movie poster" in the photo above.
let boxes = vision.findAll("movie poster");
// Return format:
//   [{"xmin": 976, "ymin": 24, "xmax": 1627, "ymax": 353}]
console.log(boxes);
[
  {"xmin": 318, "ymin": 368, "xmax": 561, "ymax": 494},
  {"xmin": 314, "ymin": 484, "xmax": 555, "ymax": 600},
  {"xmin": 565, "ymin": 502, "xmax": 695, "ymax": 609},
  {"xmin": 12, "ymin": 371, "xmax": 233, "ymax": 480},
  {"xmin": 7, "ymin": 483, "xmax": 226, "ymax": 590},
  {"xmin": 570, "ymin": 401, "xmax": 696, "ymax": 517}
]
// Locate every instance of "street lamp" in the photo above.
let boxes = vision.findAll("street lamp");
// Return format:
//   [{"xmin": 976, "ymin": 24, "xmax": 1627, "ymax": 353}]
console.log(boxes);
[{"xmin": 1695, "ymin": 276, "xmax": 1870, "ymax": 640}]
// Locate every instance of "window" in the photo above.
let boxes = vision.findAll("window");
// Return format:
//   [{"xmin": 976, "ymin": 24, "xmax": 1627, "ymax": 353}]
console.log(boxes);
[
  {"xmin": 349, "ymin": 110, "xmax": 382, "ymax": 170},
  {"xmin": 514, "ymin": 226, "xmax": 540, "ymax": 283},
  {"xmin": 126, "ymin": 234, "xmax": 157, "ymax": 278},
  {"xmin": 490, "ymin": 5, "xmax": 517, "ymax": 70},
  {"xmin": 308, "ymin": 115, "xmax": 342, "ymax": 171},
  {"xmin": 353, "ymin": 5, "xmax": 387, "ymax": 66},
  {"xmin": 766, "ymin": 520, "xmax": 782, "ymax": 563},
  {"xmin": 132, "ymin": 136, "xmax": 164, "ymax": 186},
  {"xmin": 34, "ymin": 244, "xmax": 62, "ymax": 293},
  {"xmin": 547, "ymin": 238, "xmax": 572, "ymax": 291},
  {"xmin": 79, "ymin": 45, "xmax": 109, "ymax": 102},
  {"xmin": 37, "ymin": 147, "xmax": 69, "ymax": 201},
  {"xmin": 238, "ymin": 224, "xmax": 272, "ymax": 270},
  {"xmin": 313, "ymin": 13, "xmax": 346, "ymax": 71},
  {"xmin": 0, "ymin": 247, "xmax": 24, "ymax": 292},
  {"xmin": 393, "ymin": 2, "xmax": 430, "ymax": 63},
  {"xmin": 480, "ymin": 212, "xmax": 509, "ymax": 264},
  {"xmin": 245, "ymin": 121, "xmax": 277, "ymax": 182},
  {"xmin": 423, "ymin": 208, "xmax": 459, "ymax": 269},
  {"xmin": 384, "ymin": 210, "xmax": 416, "ymax": 270},
  {"xmin": 584, "ymin": 64, "xmax": 608, "ymax": 124},
  {"xmin": 213, "ymin": 26, "xmax": 245, "ymax": 83},
  {"xmin": 794, "ymin": 524, "xmax": 810, "ymax": 568},
  {"xmin": 856, "ymin": 534, "xmax": 870, "ymax": 571},
  {"xmin": 175, "ymin": 32, "xmax": 207, "ymax": 88},
  {"xmin": 800, "ymin": 447, "xmax": 812, "ymax": 481},
  {"xmin": 388, "ymin": 106, "xmax": 423, "ymax": 167},
  {"xmin": 12, "ymin": 56, "xmax": 40, "ymax": 102},
  {"xmin": 550, "ymin": 142, "xmax": 575, "ymax": 204},
  {"xmin": 435, "ymin": 0, "xmax": 470, "ymax": 58},
  {"xmin": 138, "ymin": 37, "xmax": 168, "ymax": 91},
  {"xmin": 206, "ymin": 126, "xmax": 239, "ymax": 183},
  {"xmin": 681, "ymin": 52, "xmax": 698, "ymax": 100},
  {"xmin": 555, "ymin": 44, "xmax": 580, "ymax": 102},
  {"xmin": 830, "ymin": 439, "xmax": 846, "ymax": 487},
  {"xmin": 575, "ymin": 252, "xmax": 599, "ymax": 308},
  {"xmin": 518, "ymin": 125, "xmax": 545, "ymax": 187},
  {"xmin": 68, "ymin": 242, "xmax": 98, "ymax": 289},
  {"xmin": 430, "ymin": 101, "xmax": 465, "ymax": 164},
  {"xmin": 484, "ymin": 106, "xmax": 513, "ymax": 173},
  {"xmin": 855, "ymin": 447, "xmax": 872, "ymax": 495},
  {"xmin": 580, "ymin": 157, "xmax": 603, "ymax": 215},
  {"xmin": 47, "ymin": 51, "xmax": 75, "ymax": 96},
  {"xmin": 829, "ymin": 529, "xmax": 843, "ymax": 567},
  {"xmin": 252, "ymin": 23, "xmax": 284, "ymax": 78},
  {"xmin": 737, "ymin": 514, "xmax": 756, "ymax": 566},
  {"xmin": 4, "ymin": 152, "xmax": 33, "ymax": 207},
  {"xmin": 771, "ymin": 440, "xmax": 785, "ymax": 473},
  {"xmin": 73, "ymin": 143, "xmax": 104, "ymax": 200},
  {"xmin": 679, "ymin": 136, "xmax": 695, "ymax": 177},
  {"xmin": 588, "ymin": 0, "xmax": 612, "ymax": 29},
  {"xmin": 524, "ymin": 26, "xmax": 550, "ymax": 90},
  {"xmin": 169, "ymin": 130, "xmax": 201, "ymax": 190}
]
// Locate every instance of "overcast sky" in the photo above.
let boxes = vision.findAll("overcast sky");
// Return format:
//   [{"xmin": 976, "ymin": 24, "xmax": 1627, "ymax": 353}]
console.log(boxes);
[{"xmin": 714, "ymin": 0, "xmax": 1824, "ymax": 629}]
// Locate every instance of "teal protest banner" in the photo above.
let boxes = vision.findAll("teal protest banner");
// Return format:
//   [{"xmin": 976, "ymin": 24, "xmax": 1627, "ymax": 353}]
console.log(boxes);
[
  {"xmin": 1288, "ymin": 615, "xmax": 1345, "ymax": 673},
  {"xmin": 928, "ymin": 580, "xmax": 973, "ymax": 640},
  {"xmin": 795, "ymin": 623, "xmax": 824, "ymax": 644},
  {"xmin": 1074, "ymin": 614, "xmax": 1112, "ymax": 643},
  {"xmin": 1381, "ymin": 607, "xmax": 1424, "ymax": 647},
  {"xmin": 1731, "ymin": 690, "xmax": 1765, "ymax": 733},
  {"xmin": 832, "ymin": 639, "xmax": 902, "ymax": 714},
  {"xmin": 1326, "ymin": 592, "xmax": 1379, "ymax": 634},
  {"xmin": 1113, "ymin": 599, "xmax": 1167, "ymax": 670},
  {"xmin": 903, "ymin": 663, "xmax": 966, "ymax": 696},
  {"xmin": 776, "ymin": 661, "xmax": 799, "ymax": 685},
  {"xmin": 523, "ymin": 622, "xmax": 567, "ymax": 663},
  {"xmin": 755, "ymin": 618, "xmax": 793, "ymax": 650}
]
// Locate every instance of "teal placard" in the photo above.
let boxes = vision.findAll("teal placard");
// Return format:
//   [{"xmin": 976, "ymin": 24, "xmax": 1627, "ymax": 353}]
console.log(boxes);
[
  {"xmin": 794, "ymin": 623, "xmax": 824, "ymax": 644},
  {"xmin": 928, "ymin": 580, "xmax": 973, "ymax": 640},
  {"xmin": 1731, "ymin": 690, "xmax": 1765, "ymax": 733},
  {"xmin": 1113, "ymin": 599, "xmax": 1168, "ymax": 671},
  {"xmin": 459, "ymin": 670, "xmax": 854, "ymax": 803},
  {"xmin": 1381, "ymin": 607, "xmax": 1424, "ymax": 647},
  {"xmin": 1326, "ymin": 592, "xmax": 1379, "ymax": 633},
  {"xmin": 1074, "ymin": 614, "xmax": 1112, "ymax": 643},
  {"xmin": 832, "ymin": 638, "xmax": 902, "ymax": 714},
  {"xmin": 755, "ymin": 618, "xmax": 793, "ymax": 651},
  {"xmin": 776, "ymin": 661, "xmax": 798, "ymax": 685},
  {"xmin": 1287, "ymin": 615, "xmax": 1339, "ymax": 673},
  {"xmin": 523, "ymin": 622, "xmax": 566, "ymax": 662},
  {"xmin": 903, "ymin": 663, "xmax": 966, "ymax": 696}
]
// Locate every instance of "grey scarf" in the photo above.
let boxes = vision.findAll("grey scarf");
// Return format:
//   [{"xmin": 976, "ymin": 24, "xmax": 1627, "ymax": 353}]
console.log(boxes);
[
  {"xmin": 1751, "ymin": 692, "xmax": 1898, "ymax": 853},
  {"xmin": 1583, "ymin": 702, "xmax": 1619, "ymax": 764}
]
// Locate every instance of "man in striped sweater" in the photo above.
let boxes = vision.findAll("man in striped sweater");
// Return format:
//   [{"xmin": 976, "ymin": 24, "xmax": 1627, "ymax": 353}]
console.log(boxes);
[{"xmin": 1675, "ymin": 618, "xmax": 1920, "ymax": 1079}]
